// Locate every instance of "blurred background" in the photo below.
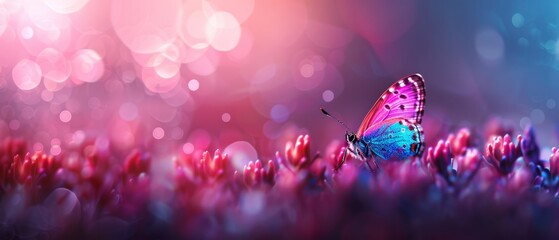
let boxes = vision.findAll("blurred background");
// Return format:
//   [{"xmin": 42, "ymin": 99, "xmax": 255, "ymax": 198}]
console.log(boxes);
[{"xmin": 0, "ymin": 0, "xmax": 557, "ymax": 162}]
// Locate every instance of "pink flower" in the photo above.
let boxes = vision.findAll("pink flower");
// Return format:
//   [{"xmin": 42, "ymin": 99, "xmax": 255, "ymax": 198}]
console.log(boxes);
[
  {"xmin": 200, "ymin": 150, "xmax": 229, "ymax": 181},
  {"xmin": 1, "ymin": 138, "xmax": 26, "ymax": 159},
  {"xmin": 456, "ymin": 148, "xmax": 481, "ymax": 175},
  {"xmin": 242, "ymin": 160, "xmax": 276, "ymax": 189},
  {"xmin": 425, "ymin": 140, "xmax": 452, "ymax": 181},
  {"xmin": 446, "ymin": 128, "xmax": 471, "ymax": 156},
  {"xmin": 276, "ymin": 135, "xmax": 326, "ymax": 190},
  {"xmin": 327, "ymin": 144, "xmax": 359, "ymax": 189},
  {"xmin": 0, "ymin": 138, "xmax": 27, "ymax": 187},
  {"xmin": 283, "ymin": 135, "xmax": 312, "ymax": 170},
  {"xmin": 175, "ymin": 149, "xmax": 230, "ymax": 185},
  {"xmin": 507, "ymin": 165, "xmax": 532, "ymax": 193},
  {"xmin": 520, "ymin": 125, "xmax": 542, "ymax": 167},
  {"xmin": 485, "ymin": 134, "xmax": 522, "ymax": 175},
  {"xmin": 123, "ymin": 149, "xmax": 151, "ymax": 181},
  {"xmin": 6, "ymin": 152, "xmax": 61, "ymax": 188},
  {"xmin": 550, "ymin": 147, "xmax": 559, "ymax": 177},
  {"xmin": 327, "ymin": 143, "xmax": 353, "ymax": 173}
]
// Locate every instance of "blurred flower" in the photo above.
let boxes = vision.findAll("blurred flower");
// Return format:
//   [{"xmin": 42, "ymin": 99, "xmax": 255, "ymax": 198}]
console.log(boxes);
[
  {"xmin": 242, "ymin": 160, "xmax": 276, "ymax": 189},
  {"xmin": 539, "ymin": 147, "xmax": 559, "ymax": 192},
  {"xmin": 200, "ymin": 150, "xmax": 229, "ymax": 181},
  {"xmin": 328, "ymin": 145, "xmax": 359, "ymax": 189},
  {"xmin": 123, "ymin": 149, "xmax": 151, "ymax": 181},
  {"xmin": 447, "ymin": 128, "xmax": 472, "ymax": 156},
  {"xmin": 1, "ymin": 138, "xmax": 27, "ymax": 160},
  {"xmin": 425, "ymin": 140, "xmax": 454, "ymax": 183},
  {"xmin": 520, "ymin": 125, "xmax": 542, "ymax": 168},
  {"xmin": 283, "ymin": 134, "xmax": 312, "ymax": 171},
  {"xmin": 550, "ymin": 147, "xmax": 559, "ymax": 177},
  {"xmin": 7, "ymin": 152, "xmax": 61, "ymax": 188},
  {"xmin": 174, "ymin": 149, "xmax": 230, "ymax": 186},
  {"xmin": 0, "ymin": 138, "xmax": 27, "ymax": 187},
  {"xmin": 424, "ymin": 129, "xmax": 483, "ymax": 192},
  {"xmin": 507, "ymin": 164, "xmax": 532, "ymax": 193},
  {"xmin": 276, "ymin": 134, "xmax": 326, "ymax": 191},
  {"xmin": 2, "ymin": 123, "xmax": 559, "ymax": 238},
  {"xmin": 456, "ymin": 148, "xmax": 481, "ymax": 175},
  {"xmin": 485, "ymin": 134, "xmax": 522, "ymax": 175}
]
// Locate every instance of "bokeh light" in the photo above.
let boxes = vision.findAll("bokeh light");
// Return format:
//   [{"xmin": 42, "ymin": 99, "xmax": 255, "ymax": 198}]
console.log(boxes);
[
  {"xmin": 221, "ymin": 112, "xmax": 231, "ymax": 122},
  {"xmin": 12, "ymin": 59, "xmax": 42, "ymax": 90},
  {"xmin": 206, "ymin": 11, "xmax": 241, "ymax": 51},
  {"xmin": 223, "ymin": 141, "xmax": 257, "ymax": 171},
  {"xmin": 71, "ymin": 49, "xmax": 104, "ymax": 83},
  {"xmin": 153, "ymin": 127, "xmax": 165, "ymax": 139},
  {"xmin": 475, "ymin": 28, "xmax": 505, "ymax": 63},
  {"xmin": 59, "ymin": 110, "xmax": 72, "ymax": 123},
  {"xmin": 44, "ymin": 0, "xmax": 89, "ymax": 14},
  {"xmin": 36, "ymin": 48, "xmax": 71, "ymax": 83}
]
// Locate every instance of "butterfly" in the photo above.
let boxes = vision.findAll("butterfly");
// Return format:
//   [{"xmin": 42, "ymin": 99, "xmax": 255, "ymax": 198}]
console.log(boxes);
[{"xmin": 322, "ymin": 73, "xmax": 425, "ymax": 170}]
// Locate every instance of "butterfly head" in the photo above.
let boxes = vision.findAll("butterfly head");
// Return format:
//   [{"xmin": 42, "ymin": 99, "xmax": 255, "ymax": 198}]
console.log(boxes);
[{"xmin": 345, "ymin": 132, "xmax": 357, "ymax": 144}]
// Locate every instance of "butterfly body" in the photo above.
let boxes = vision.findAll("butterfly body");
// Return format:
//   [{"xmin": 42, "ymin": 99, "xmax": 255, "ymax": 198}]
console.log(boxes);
[{"xmin": 345, "ymin": 73, "xmax": 426, "ymax": 164}]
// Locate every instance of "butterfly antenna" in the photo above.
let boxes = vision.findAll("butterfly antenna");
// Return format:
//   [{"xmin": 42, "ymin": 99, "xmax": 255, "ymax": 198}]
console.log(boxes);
[{"xmin": 320, "ymin": 108, "xmax": 352, "ymax": 133}]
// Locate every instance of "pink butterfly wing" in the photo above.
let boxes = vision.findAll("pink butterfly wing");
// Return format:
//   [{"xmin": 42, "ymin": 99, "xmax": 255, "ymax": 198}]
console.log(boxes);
[{"xmin": 356, "ymin": 73, "xmax": 426, "ymax": 138}]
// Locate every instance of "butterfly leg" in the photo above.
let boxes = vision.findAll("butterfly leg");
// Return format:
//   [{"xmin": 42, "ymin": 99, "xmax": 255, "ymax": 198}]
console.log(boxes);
[
  {"xmin": 365, "ymin": 158, "xmax": 381, "ymax": 173},
  {"xmin": 336, "ymin": 145, "xmax": 362, "ymax": 171},
  {"xmin": 365, "ymin": 160, "xmax": 374, "ymax": 173}
]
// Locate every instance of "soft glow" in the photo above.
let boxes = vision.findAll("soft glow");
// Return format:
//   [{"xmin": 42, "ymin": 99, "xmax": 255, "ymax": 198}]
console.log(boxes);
[
  {"xmin": 182, "ymin": 142, "xmax": 194, "ymax": 154},
  {"xmin": 0, "ymin": 9, "xmax": 8, "ymax": 36},
  {"xmin": 153, "ymin": 127, "xmax": 165, "ymax": 139},
  {"xmin": 221, "ymin": 112, "xmax": 231, "ymax": 122},
  {"xmin": 71, "ymin": 49, "xmax": 104, "ymax": 83},
  {"xmin": 178, "ymin": 0, "xmax": 216, "ymax": 49},
  {"xmin": 153, "ymin": 55, "xmax": 181, "ymax": 78},
  {"xmin": 206, "ymin": 11, "xmax": 242, "ymax": 51},
  {"xmin": 12, "ymin": 59, "xmax": 42, "ymax": 90},
  {"xmin": 59, "ymin": 110, "xmax": 72, "ymax": 123},
  {"xmin": 21, "ymin": 26, "xmax": 34, "ymax": 39},
  {"xmin": 111, "ymin": 0, "xmax": 179, "ymax": 54},
  {"xmin": 119, "ymin": 102, "xmax": 139, "ymax": 121},
  {"xmin": 300, "ymin": 63, "xmax": 314, "ymax": 78},
  {"xmin": 475, "ymin": 28, "xmax": 505, "ymax": 63},
  {"xmin": 223, "ymin": 141, "xmax": 257, "ymax": 171},
  {"xmin": 44, "ymin": 0, "xmax": 89, "ymax": 14},
  {"xmin": 270, "ymin": 104, "xmax": 289, "ymax": 122},
  {"xmin": 141, "ymin": 66, "xmax": 181, "ymax": 93},
  {"xmin": 50, "ymin": 145, "xmax": 61, "ymax": 155},
  {"xmin": 519, "ymin": 117, "xmax": 531, "ymax": 130},
  {"xmin": 322, "ymin": 90, "xmax": 334, "ymax": 102},
  {"xmin": 207, "ymin": 0, "xmax": 254, "ymax": 23},
  {"xmin": 188, "ymin": 79, "xmax": 200, "ymax": 91},
  {"xmin": 186, "ymin": 54, "xmax": 219, "ymax": 76},
  {"xmin": 36, "ymin": 48, "xmax": 71, "ymax": 83},
  {"xmin": 512, "ymin": 13, "xmax": 525, "ymax": 28},
  {"xmin": 530, "ymin": 109, "xmax": 545, "ymax": 124},
  {"xmin": 547, "ymin": 99, "xmax": 556, "ymax": 109}
]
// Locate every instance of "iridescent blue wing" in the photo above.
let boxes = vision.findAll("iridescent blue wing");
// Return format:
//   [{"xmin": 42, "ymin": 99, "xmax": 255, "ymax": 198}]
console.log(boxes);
[
  {"xmin": 356, "ymin": 74, "xmax": 426, "ymax": 138},
  {"xmin": 361, "ymin": 119, "xmax": 424, "ymax": 160}
]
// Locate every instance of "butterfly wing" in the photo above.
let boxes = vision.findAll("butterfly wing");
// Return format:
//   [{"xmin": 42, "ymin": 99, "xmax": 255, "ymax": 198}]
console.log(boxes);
[
  {"xmin": 356, "ymin": 73, "xmax": 426, "ymax": 138},
  {"xmin": 361, "ymin": 119, "xmax": 425, "ymax": 160}
]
